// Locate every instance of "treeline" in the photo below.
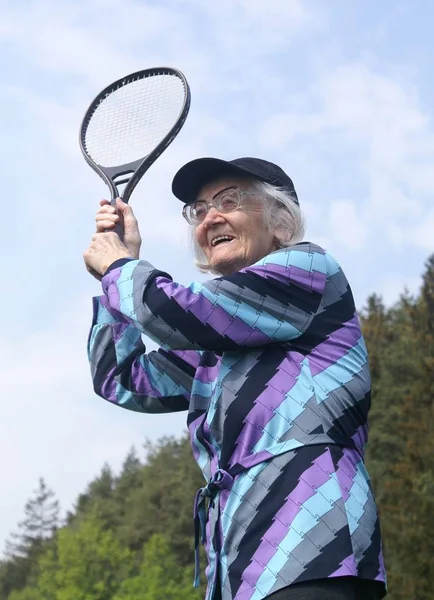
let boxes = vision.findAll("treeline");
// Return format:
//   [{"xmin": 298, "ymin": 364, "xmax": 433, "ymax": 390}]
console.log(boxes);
[{"xmin": 1, "ymin": 256, "xmax": 433, "ymax": 600}]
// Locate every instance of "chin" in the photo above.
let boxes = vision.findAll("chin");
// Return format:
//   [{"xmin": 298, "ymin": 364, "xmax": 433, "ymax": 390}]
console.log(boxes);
[{"xmin": 210, "ymin": 256, "xmax": 249, "ymax": 276}]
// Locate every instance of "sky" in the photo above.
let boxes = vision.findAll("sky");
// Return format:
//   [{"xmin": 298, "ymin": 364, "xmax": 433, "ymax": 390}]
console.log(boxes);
[{"xmin": 1, "ymin": 0, "xmax": 433, "ymax": 552}]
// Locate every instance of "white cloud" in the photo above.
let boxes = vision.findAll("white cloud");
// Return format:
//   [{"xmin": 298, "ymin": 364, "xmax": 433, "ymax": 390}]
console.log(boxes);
[
  {"xmin": 0, "ymin": 292, "xmax": 188, "ymax": 551},
  {"xmin": 328, "ymin": 199, "xmax": 368, "ymax": 250}
]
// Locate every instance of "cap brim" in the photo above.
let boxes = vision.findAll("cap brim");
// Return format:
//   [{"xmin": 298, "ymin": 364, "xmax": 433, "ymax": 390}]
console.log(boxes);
[{"xmin": 172, "ymin": 158, "xmax": 255, "ymax": 203}]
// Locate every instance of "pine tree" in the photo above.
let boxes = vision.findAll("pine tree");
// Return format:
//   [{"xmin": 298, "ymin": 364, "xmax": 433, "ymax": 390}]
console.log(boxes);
[{"xmin": 6, "ymin": 478, "xmax": 60, "ymax": 560}]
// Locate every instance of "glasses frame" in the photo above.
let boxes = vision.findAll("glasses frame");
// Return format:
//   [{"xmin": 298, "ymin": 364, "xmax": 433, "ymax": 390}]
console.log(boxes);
[{"xmin": 182, "ymin": 186, "xmax": 252, "ymax": 225}]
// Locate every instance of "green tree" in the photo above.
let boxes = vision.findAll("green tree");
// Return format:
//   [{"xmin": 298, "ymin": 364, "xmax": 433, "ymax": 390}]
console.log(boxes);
[
  {"xmin": 114, "ymin": 534, "xmax": 199, "ymax": 600},
  {"xmin": 6, "ymin": 478, "xmax": 60, "ymax": 559},
  {"xmin": 1, "ymin": 479, "xmax": 60, "ymax": 596},
  {"xmin": 35, "ymin": 513, "xmax": 132, "ymax": 600}
]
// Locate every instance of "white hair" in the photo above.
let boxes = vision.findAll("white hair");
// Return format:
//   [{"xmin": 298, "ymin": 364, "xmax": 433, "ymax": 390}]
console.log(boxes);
[{"xmin": 189, "ymin": 180, "xmax": 305, "ymax": 274}]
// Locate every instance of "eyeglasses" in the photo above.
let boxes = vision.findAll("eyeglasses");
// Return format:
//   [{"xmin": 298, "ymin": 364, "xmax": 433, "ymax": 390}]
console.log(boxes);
[{"xmin": 182, "ymin": 186, "xmax": 252, "ymax": 225}]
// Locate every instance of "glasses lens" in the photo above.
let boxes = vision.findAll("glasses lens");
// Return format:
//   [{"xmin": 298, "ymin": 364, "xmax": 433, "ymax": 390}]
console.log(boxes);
[
  {"xmin": 215, "ymin": 188, "xmax": 240, "ymax": 212},
  {"xmin": 187, "ymin": 201, "xmax": 207, "ymax": 224}
]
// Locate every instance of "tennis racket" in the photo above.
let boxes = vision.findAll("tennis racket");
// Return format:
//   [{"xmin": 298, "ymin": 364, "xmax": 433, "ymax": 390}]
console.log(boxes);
[{"xmin": 79, "ymin": 67, "xmax": 191, "ymax": 208}]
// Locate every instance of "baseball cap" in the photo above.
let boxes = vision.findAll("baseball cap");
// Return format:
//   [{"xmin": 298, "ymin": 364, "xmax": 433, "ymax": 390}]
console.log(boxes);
[{"xmin": 172, "ymin": 157, "xmax": 299, "ymax": 205}]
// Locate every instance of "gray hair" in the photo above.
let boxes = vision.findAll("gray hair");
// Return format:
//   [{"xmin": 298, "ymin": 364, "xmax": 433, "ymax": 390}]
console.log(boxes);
[{"xmin": 189, "ymin": 180, "xmax": 305, "ymax": 274}]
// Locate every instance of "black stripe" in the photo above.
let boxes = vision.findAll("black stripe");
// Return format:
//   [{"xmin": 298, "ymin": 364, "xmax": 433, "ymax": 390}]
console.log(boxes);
[
  {"xmin": 357, "ymin": 508, "xmax": 382, "ymax": 579},
  {"xmin": 157, "ymin": 394, "xmax": 190, "ymax": 412},
  {"xmin": 92, "ymin": 331, "xmax": 117, "ymax": 396},
  {"xmin": 187, "ymin": 408, "xmax": 206, "ymax": 427},
  {"xmin": 220, "ymin": 347, "xmax": 287, "ymax": 468},
  {"xmin": 230, "ymin": 445, "xmax": 328, "ymax": 598},
  {"xmin": 326, "ymin": 393, "xmax": 371, "ymax": 440},
  {"xmin": 159, "ymin": 348, "xmax": 198, "ymax": 378},
  {"xmin": 294, "ymin": 289, "xmax": 356, "ymax": 354},
  {"xmin": 143, "ymin": 282, "xmax": 242, "ymax": 352},
  {"xmin": 228, "ymin": 271, "xmax": 323, "ymax": 314},
  {"xmin": 291, "ymin": 523, "xmax": 353, "ymax": 583}
]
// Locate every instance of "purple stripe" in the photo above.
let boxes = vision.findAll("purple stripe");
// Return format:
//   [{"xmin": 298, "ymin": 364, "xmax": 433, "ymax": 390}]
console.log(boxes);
[
  {"xmin": 170, "ymin": 349, "xmax": 201, "ymax": 371},
  {"xmin": 308, "ymin": 315, "xmax": 362, "ymax": 376},
  {"xmin": 102, "ymin": 269, "xmax": 122, "ymax": 311},
  {"xmin": 330, "ymin": 554, "xmax": 357, "ymax": 577},
  {"xmin": 238, "ymin": 450, "xmax": 332, "ymax": 596},
  {"xmin": 194, "ymin": 362, "xmax": 220, "ymax": 385},
  {"xmin": 335, "ymin": 448, "xmax": 359, "ymax": 502},
  {"xmin": 188, "ymin": 416, "xmax": 205, "ymax": 463},
  {"xmin": 112, "ymin": 321, "xmax": 132, "ymax": 345},
  {"xmin": 229, "ymin": 358, "xmax": 302, "ymax": 466},
  {"xmin": 100, "ymin": 367, "xmax": 117, "ymax": 403},
  {"xmin": 130, "ymin": 360, "xmax": 163, "ymax": 396},
  {"xmin": 352, "ymin": 424, "xmax": 368, "ymax": 452},
  {"xmin": 155, "ymin": 279, "xmax": 267, "ymax": 346},
  {"xmin": 376, "ymin": 547, "xmax": 386, "ymax": 581},
  {"xmin": 248, "ymin": 263, "xmax": 326, "ymax": 295}
]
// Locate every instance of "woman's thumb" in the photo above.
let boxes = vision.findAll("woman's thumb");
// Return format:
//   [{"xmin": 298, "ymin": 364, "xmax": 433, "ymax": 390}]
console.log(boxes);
[{"xmin": 116, "ymin": 197, "xmax": 132, "ymax": 217}]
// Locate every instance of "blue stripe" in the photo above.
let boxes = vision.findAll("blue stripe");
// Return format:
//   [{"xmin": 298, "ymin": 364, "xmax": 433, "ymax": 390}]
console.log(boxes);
[
  {"xmin": 192, "ymin": 425, "xmax": 210, "ymax": 475},
  {"xmin": 325, "ymin": 253, "xmax": 342, "ymax": 276},
  {"xmin": 115, "ymin": 381, "xmax": 146, "ymax": 409},
  {"xmin": 312, "ymin": 337, "xmax": 367, "ymax": 403},
  {"xmin": 142, "ymin": 358, "xmax": 188, "ymax": 396},
  {"xmin": 192, "ymin": 378, "xmax": 216, "ymax": 398},
  {"xmin": 257, "ymin": 248, "xmax": 328, "ymax": 275},
  {"xmin": 111, "ymin": 262, "xmax": 137, "ymax": 319},
  {"xmin": 87, "ymin": 326, "xmax": 101, "ymax": 356},
  {"xmin": 220, "ymin": 463, "xmax": 269, "ymax": 585},
  {"xmin": 113, "ymin": 327, "xmax": 142, "ymax": 363},
  {"xmin": 345, "ymin": 462, "xmax": 370, "ymax": 534},
  {"xmin": 252, "ymin": 361, "xmax": 313, "ymax": 452},
  {"xmin": 94, "ymin": 298, "xmax": 120, "ymax": 324},
  {"xmin": 190, "ymin": 283, "xmax": 301, "ymax": 341},
  {"xmin": 252, "ymin": 476, "xmax": 341, "ymax": 600},
  {"xmin": 207, "ymin": 354, "xmax": 238, "ymax": 420}
]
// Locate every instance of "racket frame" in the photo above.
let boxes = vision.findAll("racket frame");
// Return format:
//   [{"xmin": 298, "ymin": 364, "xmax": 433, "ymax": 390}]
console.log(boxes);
[{"xmin": 79, "ymin": 66, "xmax": 191, "ymax": 204}]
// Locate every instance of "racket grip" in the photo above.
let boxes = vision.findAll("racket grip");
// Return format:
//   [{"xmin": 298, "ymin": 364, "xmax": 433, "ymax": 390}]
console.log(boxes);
[{"xmin": 110, "ymin": 220, "xmax": 124, "ymax": 241}]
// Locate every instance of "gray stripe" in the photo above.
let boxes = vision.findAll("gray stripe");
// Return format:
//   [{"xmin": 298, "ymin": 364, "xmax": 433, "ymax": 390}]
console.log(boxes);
[
  {"xmin": 279, "ymin": 395, "xmax": 323, "ymax": 442},
  {"xmin": 209, "ymin": 352, "xmax": 262, "ymax": 445},
  {"xmin": 267, "ymin": 502, "xmax": 349, "ymax": 594},
  {"xmin": 150, "ymin": 351, "xmax": 194, "ymax": 395},
  {"xmin": 318, "ymin": 270, "xmax": 350, "ymax": 314},
  {"xmin": 204, "ymin": 279, "xmax": 313, "ymax": 338},
  {"xmin": 189, "ymin": 393, "xmax": 211, "ymax": 412},
  {"xmin": 89, "ymin": 326, "xmax": 115, "ymax": 378},
  {"xmin": 221, "ymin": 452, "xmax": 299, "ymax": 592},
  {"xmin": 349, "ymin": 496, "xmax": 378, "ymax": 561},
  {"xmin": 130, "ymin": 261, "xmax": 202, "ymax": 350}
]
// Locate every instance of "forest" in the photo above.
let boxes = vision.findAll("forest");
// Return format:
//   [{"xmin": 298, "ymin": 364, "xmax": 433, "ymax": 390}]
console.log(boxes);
[{"xmin": 1, "ymin": 256, "xmax": 433, "ymax": 600}]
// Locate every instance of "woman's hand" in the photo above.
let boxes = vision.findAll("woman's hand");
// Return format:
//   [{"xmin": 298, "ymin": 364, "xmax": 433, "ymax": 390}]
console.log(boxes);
[
  {"xmin": 95, "ymin": 198, "xmax": 142, "ymax": 259},
  {"xmin": 84, "ymin": 198, "xmax": 142, "ymax": 280}
]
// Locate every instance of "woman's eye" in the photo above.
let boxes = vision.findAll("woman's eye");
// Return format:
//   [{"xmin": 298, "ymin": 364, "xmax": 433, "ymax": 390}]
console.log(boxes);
[
  {"xmin": 220, "ymin": 195, "xmax": 237, "ymax": 209},
  {"xmin": 193, "ymin": 204, "xmax": 206, "ymax": 219}
]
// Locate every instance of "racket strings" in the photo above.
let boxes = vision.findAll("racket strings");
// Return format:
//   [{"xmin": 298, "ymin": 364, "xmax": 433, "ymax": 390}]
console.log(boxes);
[{"xmin": 84, "ymin": 75, "xmax": 186, "ymax": 167}]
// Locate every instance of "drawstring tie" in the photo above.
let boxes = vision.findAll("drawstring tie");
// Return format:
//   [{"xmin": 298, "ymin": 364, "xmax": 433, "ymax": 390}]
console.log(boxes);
[{"xmin": 193, "ymin": 469, "xmax": 234, "ymax": 587}]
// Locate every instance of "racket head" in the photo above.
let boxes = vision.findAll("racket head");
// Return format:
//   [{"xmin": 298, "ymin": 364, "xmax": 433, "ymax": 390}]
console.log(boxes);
[{"xmin": 79, "ymin": 67, "xmax": 191, "ymax": 203}]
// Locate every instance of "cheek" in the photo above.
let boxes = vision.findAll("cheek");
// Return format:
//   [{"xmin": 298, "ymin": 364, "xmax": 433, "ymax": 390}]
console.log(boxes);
[{"xmin": 195, "ymin": 225, "xmax": 208, "ymax": 250}]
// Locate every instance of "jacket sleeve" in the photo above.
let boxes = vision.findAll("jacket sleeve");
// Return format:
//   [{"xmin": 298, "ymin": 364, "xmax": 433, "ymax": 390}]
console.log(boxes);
[
  {"xmin": 88, "ymin": 295, "xmax": 200, "ymax": 412},
  {"xmin": 99, "ymin": 243, "xmax": 328, "ymax": 353}
]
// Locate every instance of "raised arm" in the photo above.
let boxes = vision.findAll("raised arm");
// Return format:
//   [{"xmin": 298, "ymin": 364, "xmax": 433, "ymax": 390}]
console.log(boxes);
[
  {"xmin": 100, "ymin": 242, "xmax": 328, "ymax": 352},
  {"xmin": 89, "ymin": 296, "xmax": 200, "ymax": 411}
]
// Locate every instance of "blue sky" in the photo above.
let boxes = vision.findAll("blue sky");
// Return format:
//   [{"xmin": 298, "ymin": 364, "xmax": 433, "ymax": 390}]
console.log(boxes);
[{"xmin": 1, "ymin": 0, "xmax": 433, "ymax": 551}]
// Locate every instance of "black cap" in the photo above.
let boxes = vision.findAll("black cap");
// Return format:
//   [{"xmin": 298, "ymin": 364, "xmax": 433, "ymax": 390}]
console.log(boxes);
[{"xmin": 172, "ymin": 157, "xmax": 298, "ymax": 205}]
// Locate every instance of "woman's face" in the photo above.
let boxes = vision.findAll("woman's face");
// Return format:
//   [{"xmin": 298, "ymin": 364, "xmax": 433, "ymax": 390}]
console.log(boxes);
[{"xmin": 194, "ymin": 177, "xmax": 277, "ymax": 276}]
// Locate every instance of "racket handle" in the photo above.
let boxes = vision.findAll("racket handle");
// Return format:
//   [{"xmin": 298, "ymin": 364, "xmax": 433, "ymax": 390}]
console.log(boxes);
[
  {"xmin": 106, "ymin": 197, "xmax": 124, "ymax": 241},
  {"xmin": 110, "ymin": 220, "xmax": 124, "ymax": 241}
]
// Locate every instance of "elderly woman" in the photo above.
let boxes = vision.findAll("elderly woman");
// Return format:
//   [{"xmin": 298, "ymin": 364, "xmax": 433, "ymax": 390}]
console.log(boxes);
[{"xmin": 84, "ymin": 157, "xmax": 387, "ymax": 600}]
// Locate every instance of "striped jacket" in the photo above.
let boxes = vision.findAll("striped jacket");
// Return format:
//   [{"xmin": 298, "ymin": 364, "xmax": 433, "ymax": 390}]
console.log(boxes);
[{"xmin": 88, "ymin": 242, "xmax": 387, "ymax": 600}]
